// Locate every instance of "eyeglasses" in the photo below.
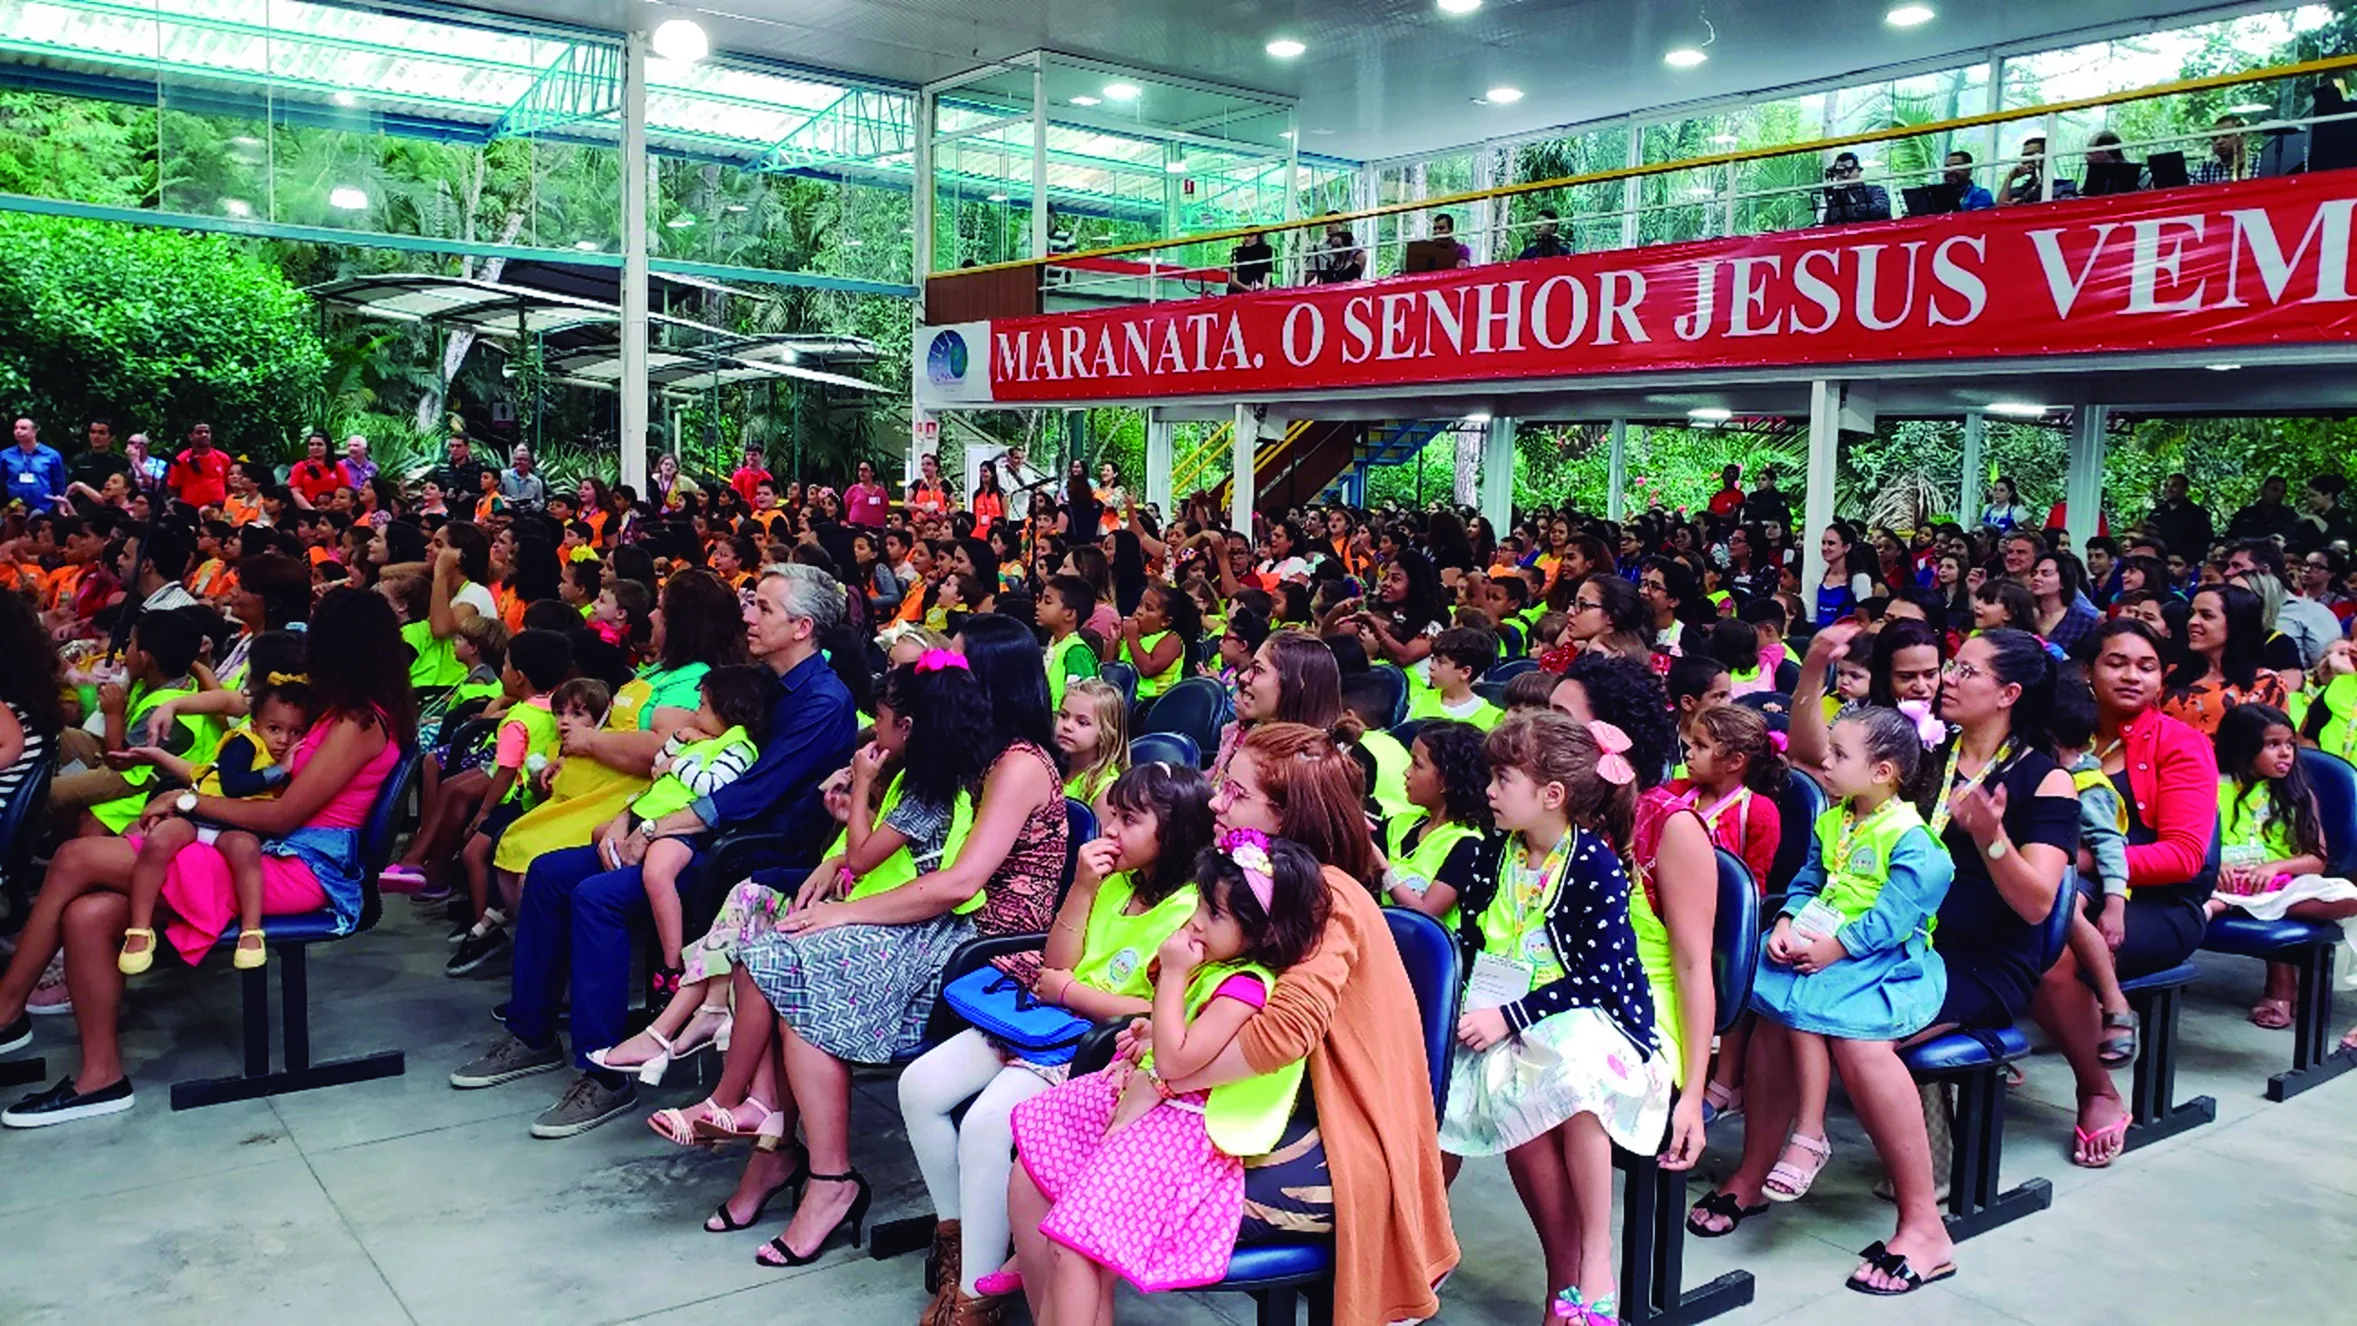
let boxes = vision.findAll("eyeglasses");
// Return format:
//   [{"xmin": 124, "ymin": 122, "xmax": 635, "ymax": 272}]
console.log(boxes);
[
  {"xmin": 1574, "ymin": 597, "xmax": 1605, "ymax": 612},
  {"xmin": 1942, "ymin": 659, "xmax": 1986, "ymax": 683}
]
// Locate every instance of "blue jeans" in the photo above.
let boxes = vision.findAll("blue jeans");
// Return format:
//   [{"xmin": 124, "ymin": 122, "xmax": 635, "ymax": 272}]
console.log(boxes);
[{"xmin": 507, "ymin": 844, "xmax": 703, "ymax": 1086}]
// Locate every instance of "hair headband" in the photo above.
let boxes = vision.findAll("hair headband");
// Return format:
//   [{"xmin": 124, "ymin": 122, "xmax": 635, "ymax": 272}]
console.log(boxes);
[
  {"xmin": 915, "ymin": 649, "xmax": 968, "ymax": 675},
  {"xmin": 1219, "ymin": 827, "xmax": 1277, "ymax": 915},
  {"xmin": 1587, "ymin": 719, "xmax": 1636, "ymax": 787}
]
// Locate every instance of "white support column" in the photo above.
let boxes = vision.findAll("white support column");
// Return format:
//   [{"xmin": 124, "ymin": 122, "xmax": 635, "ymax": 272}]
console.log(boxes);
[
  {"xmin": 1030, "ymin": 61, "xmax": 1050, "ymax": 260},
  {"xmin": 1606, "ymin": 419, "xmax": 1629, "ymax": 522},
  {"xmin": 1479, "ymin": 417, "xmax": 1516, "ymax": 531},
  {"xmin": 1144, "ymin": 411, "xmax": 1174, "ymax": 515},
  {"xmin": 2065, "ymin": 405, "xmax": 2108, "ymax": 552},
  {"xmin": 618, "ymin": 31, "xmax": 649, "ymax": 493},
  {"xmin": 1231, "ymin": 405, "xmax": 1261, "ymax": 535},
  {"xmin": 1801, "ymin": 380, "xmax": 1842, "ymax": 609},
  {"xmin": 912, "ymin": 86, "xmax": 935, "ymax": 291},
  {"xmin": 1958, "ymin": 410, "xmax": 1986, "ymax": 525}
]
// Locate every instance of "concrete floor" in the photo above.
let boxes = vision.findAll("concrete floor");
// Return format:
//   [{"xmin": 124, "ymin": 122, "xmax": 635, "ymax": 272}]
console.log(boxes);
[{"xmin": 2, "ymin": 902, "xmax": 2354, "ymax": 1326}]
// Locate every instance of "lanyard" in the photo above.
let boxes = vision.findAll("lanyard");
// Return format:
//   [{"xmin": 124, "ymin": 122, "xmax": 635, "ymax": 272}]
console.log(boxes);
[
  {"xmin": 1507, "ymin": 830, "xmax": 1575, "ymax": 932},
  {"xmin": 1927, "ymin": 739, "xmax": 2011, "ymax": 839},
  {"xmin": 1831, "ymin": 795, "xmax": 1905, "ymax": 868}
]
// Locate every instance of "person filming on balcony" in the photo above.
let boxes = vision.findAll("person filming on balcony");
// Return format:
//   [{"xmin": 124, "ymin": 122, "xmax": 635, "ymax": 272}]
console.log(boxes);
[
  {"xmin": 1307, "ymin": 216, "xmax": 1364, "ymax": 284},
  {"xmin": 1230, "ymin": 229, "xmax": 1275, "ymax": 291},
  {"xmin": 1996, "ymin": 135, "xmax": 2075, "ymax": 206},
  {"xmin": 1516, "ymin": 208, "xmax": 1574, "ymax": 260},
  {"xmin": 1943, "ymin": 150, "xmax": 1995, "ymax": 210},
  {"xmin": 2192, "ymin": 114, "xmax": 2252, "ymax": 184},
  {"xmin": 1816, "ymin": 151, "xmax": 1890, "ymax": 225}
]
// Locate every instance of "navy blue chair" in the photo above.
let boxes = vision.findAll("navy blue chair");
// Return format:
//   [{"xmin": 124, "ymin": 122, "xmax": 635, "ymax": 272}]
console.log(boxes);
[
  {"xmin": 1205, "ymin": 907, "xmax": 1460, "ymax": 1326},
  {"xmin": 1497, "ymin": 620, "xmax": 1524, "ymax": 658},
  {"xmin": 1098, "ymin": 661, "xmax": 1139, "ymax": 707},
  {"xmin": 1471, "ymin": 680, "xmax": 1508, "ymax": 707},
  {"xmin": 170, "ymin": 748, "xmax": 420, "ymax": 1110},
  {"xmin": 2203, "ymin": 747, "xmax": 2357, "ymax": 1101},
  {"xmin": 1764, "ymin": 767, "xmax": 1824, "ymax": 900},
  {"xmin": 1896, "ymin": 863, "xmax": 2078, "ymax": 1240},
  {"xmin": 1485, "ymin": 657, "xmax": 1539, "ymax": 685},
  {"xmin": 1138, "ymin": 675, "xmax": 1230, "ymax": 765},
  {"xmin": 1614, "ymin": 848, "xmax": 1760, "ymax": 1325},
  {"xmin": 1386, "ymin": 718, "xmax": 1426, "ymax": 751},
  {"xmin": 1130, "ymin": 732, "xmax": 1201, "ymax": 770},
  {"xmin": 2120, "ymin": 819, "xmax": 2224, "ymax": 1148},
  {"xmin": 0, "ymin": 761, "xmax": 52, "ymax": 1088},
  {"xmin": 1366, "ymin": 664, "xmax": 1409, "ymax": 729}
]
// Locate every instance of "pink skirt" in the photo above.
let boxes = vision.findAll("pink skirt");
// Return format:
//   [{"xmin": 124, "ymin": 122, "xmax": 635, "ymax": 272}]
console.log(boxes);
[
  {"xmin": 129, "ymin": 834, "xmax": 328, "ymax": 966},
  {"xmin": 1011, "ymin": 1066, "xmax": 1245, "ymax": 1293}
]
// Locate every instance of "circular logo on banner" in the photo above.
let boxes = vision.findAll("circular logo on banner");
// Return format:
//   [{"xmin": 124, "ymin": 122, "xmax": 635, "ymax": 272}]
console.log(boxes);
[{"xmin": 926, "ymin": 329, "xmax": 970, "ymax": 385}]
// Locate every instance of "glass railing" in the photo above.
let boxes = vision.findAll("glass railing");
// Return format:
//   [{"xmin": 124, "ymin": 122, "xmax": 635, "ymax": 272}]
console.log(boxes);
[{"xmin": 929, "ymin": 51, "xmax": 2357, "ymax": 310}]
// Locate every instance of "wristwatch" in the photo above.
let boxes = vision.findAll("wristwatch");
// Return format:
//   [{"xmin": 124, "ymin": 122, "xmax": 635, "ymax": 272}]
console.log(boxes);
[
  {"xmin": 175, "ymin": 790, "xmax": 199, "ymax": 815},
  {"xmin": 1984, "ymin": 836, "xmax": 2008, "ymax": 860}
]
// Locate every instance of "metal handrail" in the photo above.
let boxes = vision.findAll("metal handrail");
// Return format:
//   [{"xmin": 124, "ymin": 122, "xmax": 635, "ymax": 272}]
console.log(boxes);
[{"xmin": 940, "ymin": 48, "xmax": 2357, "ymax": 283}]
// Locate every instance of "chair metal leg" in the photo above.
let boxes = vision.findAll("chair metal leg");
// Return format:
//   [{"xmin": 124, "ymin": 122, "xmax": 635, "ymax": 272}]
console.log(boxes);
[
  {"xmin": 1936, "ymin": 1066, "xmax": 2053, "ymax": 1243},
  {"xmin": 1306, "ymin": 1279, "xmax": 1335, "ymax": 1326},
  {"xmin": 2122, "ymin": 983, "xmax": 2215, "ymax": 1150},
  {"xmin": 0, "ymin": 1055, "xmax": 43, "ymax": 1087},
  {"xmin": 2270, "ymin": 943, "xmax": 2357, "ymax": 1102},
  {"xmin": 868, "ymin": 1215, "xmax": 939, "ymax": 1266},
  {"xmin": 172, "ymin": 944, "xmax": 406, "ymax": 1110},
  {"xmin": 1254, "ymin": 1286, "xmax": 1299, "ymax": 1326},
  {"xmin": 1616, "ymin": 1149, "xmax": 1754, "ymax": 1325}
]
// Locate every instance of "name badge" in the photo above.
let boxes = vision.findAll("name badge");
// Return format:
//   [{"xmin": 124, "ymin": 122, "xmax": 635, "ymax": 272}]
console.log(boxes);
[{"xmin": 1466, "ymin": 950, "xmax": 1533, "ymax": 1011}]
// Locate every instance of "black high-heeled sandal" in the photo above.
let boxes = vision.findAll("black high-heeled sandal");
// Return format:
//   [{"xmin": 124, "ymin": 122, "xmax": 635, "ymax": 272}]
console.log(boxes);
[
  {"xmin": 706, "ymin": 1140, "xmax": 808, "ymax": 1233},
  {"xmin": 756, "ymin": 1169, "xmax": 872, "ymax": 1267}
]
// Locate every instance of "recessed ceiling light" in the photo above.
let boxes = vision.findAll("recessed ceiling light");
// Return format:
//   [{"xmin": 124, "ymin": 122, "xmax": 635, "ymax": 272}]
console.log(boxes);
[
  {"xmin": 986, "ymin": 192, "xmax": 1010, "ymax": 202},
  {"xmin": 1665, "ymin": 48, "xmax": 1708, "ymax": 68},
  {"xmin": 2206, "ymin": 363, "xmax": 2242, "ymax": 371},
  {"xmin": 1103, "ymin": 83, "xmax": 1141, "ymax": 101},
  {"xmin": 1688, "ymin": 407, "xmax": 1733, "ymax": 422},
  {"xmin": 666, "ymin": 214, "xmax": 695, "ymax": 228},
  {"xmin": 1484, "ymin": 86, "xmax": 1524, "ymax": 104},
  {"xmin": 332, "ymin": 90, "xmax": 358, "ymax": 107},
  {"xmin": 1279, "ymin": 130, "xmax": 1295, "ymax": 139},
  {"xmin": 2225, "ymin": 101, "xmax": 2272, "ymax": 115},
  {"xmin": 222, "ymin": 199, "xmax": 253, "ymax": 218},
  {"xmin": 1266, "ymin": 38, "xmax": 1306, "ymax": 58},
  {"xmin": 651, "ymin": 17, "xmax": 710, "ymax": 64},
  {"xmin": 1438, "ymin": 0, "xmax": 1482, "ymax": 12},
  {"xmin": 574, "ymin": 240, "xmax": 601, "ymax": 251},
  {"xmin": 1985, "ymin": 401, "xmax": 2050, "ymax": 416},
  {"xmin": 1885, "ymin": 4, "xmax": 1935, "ymax": 26},
  {"xmin": 327, "ymin": 185, "xmax": 367, "ymax": 210},
  {"xmin": 1069, "ymin": 94, "xmax": 1100, "ymax": 106}
]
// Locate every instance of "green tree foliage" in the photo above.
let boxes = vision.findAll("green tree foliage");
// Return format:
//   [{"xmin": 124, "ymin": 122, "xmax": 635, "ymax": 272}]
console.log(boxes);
[{"xmin": 0, "ymin": 214, "xmax": 327, "ymax": 457}]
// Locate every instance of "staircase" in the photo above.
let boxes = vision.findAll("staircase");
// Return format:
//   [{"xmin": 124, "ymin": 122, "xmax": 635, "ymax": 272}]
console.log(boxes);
[{"xmin": 1171, "ymin": 417, "xmax": 1458, "ymax": 514}]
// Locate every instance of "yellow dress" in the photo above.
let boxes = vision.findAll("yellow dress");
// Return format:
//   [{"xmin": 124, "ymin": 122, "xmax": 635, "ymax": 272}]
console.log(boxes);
[{"xmin": 491, "ymin": 663, "xmax": 709, "ymax": 874}]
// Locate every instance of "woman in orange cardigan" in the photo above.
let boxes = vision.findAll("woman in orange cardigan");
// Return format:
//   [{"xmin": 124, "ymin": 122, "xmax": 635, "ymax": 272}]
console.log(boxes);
[{"xmin": 1010, "ymin": 721, "xmax": 1459, "ymax": 1325}]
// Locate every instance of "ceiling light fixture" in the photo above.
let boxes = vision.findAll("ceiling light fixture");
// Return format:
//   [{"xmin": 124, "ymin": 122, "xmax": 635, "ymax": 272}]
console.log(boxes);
[
  {"xmin": 327, "ymin": 185, "xmax": 367, "ymax": 210},
  {"xmin": 1485, "ymin": 85, "xmax": 1525, "ymax": 104},
  {"xmin": 2206, "ymin": 363, "xmax": 2243, "ymax": 371},
  {"xmin": 1665, "ymin": 47, "xmax": 1708, "ymax": 67},
  {"xmin": 651, "ymin": 17, "xmax": 710, "ymax": 64},
  {"xmin": 222, "ymin": 199, "xmax": 253, "ymax": 218},
  {"xmin": 1069, "ymin": 94, "xmax": 1100, "ymax": 106},
  {"xmin": 1103, "ymin": 82, "xmax": 1141, "ymax": 101},
  {"xmin": 1985, "ymin": 401, "xmax": 2050, "ymax": 416},
  {"xmin": 332, "ymin": 90, "xmax": 358, "ymax": 107},
  {"xmin": 1687, "ymin": 407, "xmax": 1733, "ymax": 422},
  {"xmin": 1438, "ymin": 0, "xmax": 1482, "ymax": 12},
  {"xmin": 666, "ymin": 214, "xmax": 695, "ymax": 228},
  {"xmin": 986, "ymin": 192, "xmax": 1010, "ymax": 202},
  {"xmin": 1165, "ymin": 160, "xmax": 1188, "ymax": 174},
  {"xmin": 1266, "ymin": 38, "xmax": 1306, "ymax": 58},
  {"xmin": 1885, "ymin": 4, "xmax": 1935, "ymax": 26},
  {"xmin": 2225, "ymin": 100, "xmax": 2272, "ymax": 115}
]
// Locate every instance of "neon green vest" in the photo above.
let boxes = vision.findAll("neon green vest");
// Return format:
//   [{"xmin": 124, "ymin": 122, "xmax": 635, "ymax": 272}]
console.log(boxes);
[
  {"xmin": 1069, "ymin": 872, "xmax": 1199, "ymax": 998},
  {"xmin": 1358, "ymin": 727, "xmax": 1414, "ymax": 821},
  {"xmin": 2218, "ymin": 778, "xmax": 2295, "ymax": 870},
  {"xmin": 401, "ymin": 620, "xmax": 469, "ymax": 689},
  {"xmin": 1064, "ymin": 762, "xmax": 1118, "ymax": 808},
  {"xmin": 1121, "ymin": 629, "xmax": 1182, "ymax": 699},
  {"xmin": 1382, "ymin": 812, "xmax": 1478, "ymax": 930},
  {"xmin": 1474, "ymin": 834, "xmax": 1569, "ymax": 987},
  {"xmin": 1810, "ymin": 798, "xmax": 1928, "ymax": 930},
  {"xmin": 1405, "ymin": 689, "xmax": 1502, "ymax": 730},
  {"xmin": 498, "ymin": 701, "xmax": 562, "ymax": 807},
  {"xmin": 2070, "ymin": 762, "xmax": 2127, "ymax": 833},
  {"xmin": 2315, "ymin": 674, "xmax": 2357, "ymax": 762},
  {"xmin": 835, "ymin": 773, "xmax": 981, "ymax": 911},
  {"xmin": 91, "ymin": 683, "xmax": 225, "ymax": 835},
  {"xmin": 1144, "ymin": 960, "xmax": 1301, "ymax": 1157},
  {"xmin": 630, "ymin": 726, "xmax": 757, "ymax": 821},
  {"xmin": 1629, "ymin": 867, "xmax": 1687, "ymax": 1088},
  {"xmin": 1046, "ymin": 633, "xmax": 1099, "ymax": 708}
]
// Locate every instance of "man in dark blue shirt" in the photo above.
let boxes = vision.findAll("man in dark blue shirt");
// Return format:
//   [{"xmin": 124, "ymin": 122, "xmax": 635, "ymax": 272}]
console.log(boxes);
[
  {"xmin": 6, "ymin": 418, "xmax": 68, "ymax": 512},
  {"xmin": 452, "ymin": 563, "xmax": 857, "ymax": 1137}
]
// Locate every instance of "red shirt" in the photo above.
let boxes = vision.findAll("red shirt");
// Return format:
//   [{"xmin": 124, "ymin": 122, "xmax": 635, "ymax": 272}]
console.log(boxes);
[
  {"xmin": 2110, "ymin": 706, "xmax": 2220, "ymax": 889},
  {"xmin": 1707, "ymin": 486, "xmax": 1744, "ymax": 519},
  {"xmin": 168, "ymin": 447, "xmax": 229, "ymax": 508},
  {"xmin": 729, "ymin": 465, "xmax": 771, "ymax": 506},
  {"xmin": 2044, "ymin": 501, "xmax": 2110, "ymax": 537},
  {"xmin": 289, "ymin": 458, "xmax": 343, "ymax": 506}
]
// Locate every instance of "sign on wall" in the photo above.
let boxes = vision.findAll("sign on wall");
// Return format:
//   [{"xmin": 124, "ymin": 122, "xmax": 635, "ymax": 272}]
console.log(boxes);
[{"xmin": 912, "ymin": 171, "xmax": 2357, "ymax": 407}]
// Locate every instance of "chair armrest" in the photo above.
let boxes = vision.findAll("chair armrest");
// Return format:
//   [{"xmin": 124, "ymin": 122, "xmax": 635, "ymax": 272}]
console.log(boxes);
[{"xmin": 1068, "ymin": 1019, "xmax": 1128, "ymax": 1076}]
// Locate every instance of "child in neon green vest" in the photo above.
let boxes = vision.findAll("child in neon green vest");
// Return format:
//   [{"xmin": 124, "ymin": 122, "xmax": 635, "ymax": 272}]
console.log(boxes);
[
  {"xmin": 1405, "ymin": 625, "xmax": 1503, "ymax": 730},
  {"xmin": 623, "ymin": 665, "xmax": 771, "ymax": 974},
  {"xmin": 116, "ymin": 673, "xmax": 313, "ymax": 976},
  {"xmin": 1007, "ymin": 829, "xmax": 1327, "ymax": 1295},
  {"xmin": 1038, "ymin": 574, "xmax": 1101, "ymax": 709},
  {"xmin": 1056, "ymin": 678, "xmax": 1128, "ymax": 807},
  {"xmin": 447, "ymin": 629, "xmax": 572, "ymax": 974},
  {"xmin": 1380, "ymin": 720, "xmax": 1491, "ymax": 929}
]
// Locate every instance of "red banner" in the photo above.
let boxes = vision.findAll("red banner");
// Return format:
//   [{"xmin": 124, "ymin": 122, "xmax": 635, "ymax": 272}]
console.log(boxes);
[{"xmin": 914, "ymin": 170, "xmax": 2357, "ymax": 406}]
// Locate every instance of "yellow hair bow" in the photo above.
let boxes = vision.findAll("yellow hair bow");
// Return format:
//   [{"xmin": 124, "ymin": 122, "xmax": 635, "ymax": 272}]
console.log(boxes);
[{"xmin": 265, "ymin": 671, "xmax": 309, "ymax": 686}]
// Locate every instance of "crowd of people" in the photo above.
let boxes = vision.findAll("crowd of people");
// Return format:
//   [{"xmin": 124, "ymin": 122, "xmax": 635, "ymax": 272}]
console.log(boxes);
[{"xmin": 2, "ymin": 418, "xmax": 2355, "ymax": 1324}]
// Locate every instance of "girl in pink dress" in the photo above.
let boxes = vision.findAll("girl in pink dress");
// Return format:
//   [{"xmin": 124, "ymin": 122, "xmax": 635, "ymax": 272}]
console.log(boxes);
[{"xmin": 1009, "ymin": 830, "xmax": 1329, "ymax": 1319}]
